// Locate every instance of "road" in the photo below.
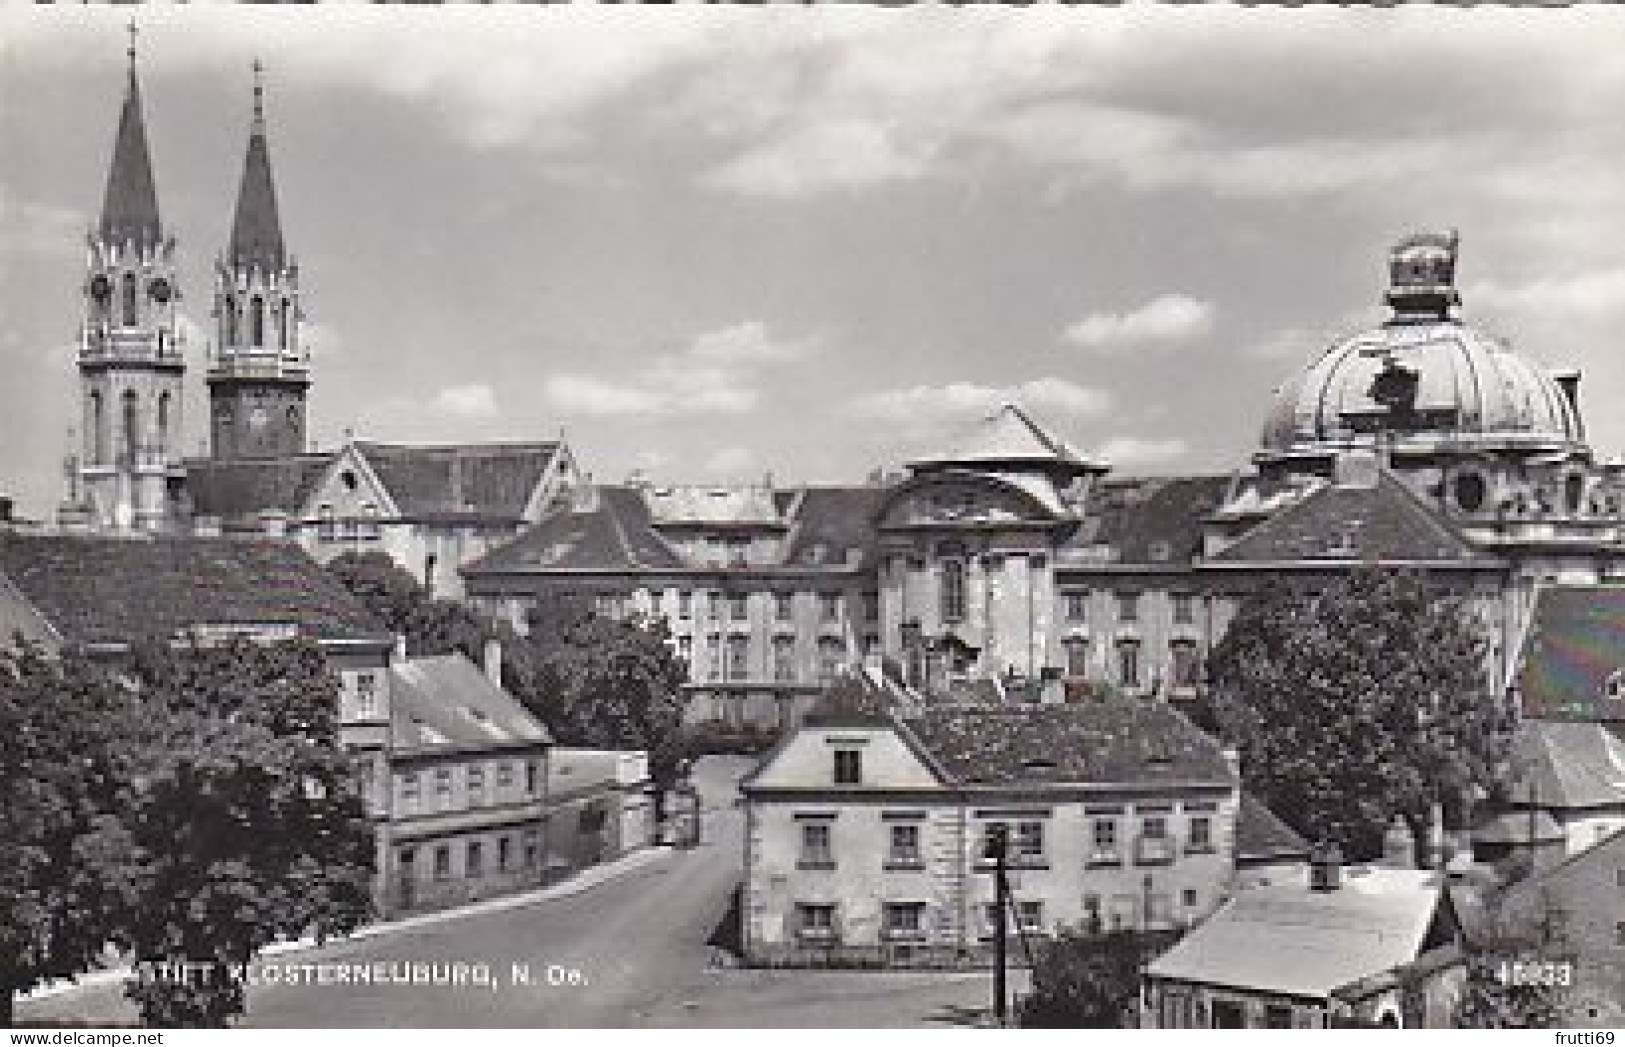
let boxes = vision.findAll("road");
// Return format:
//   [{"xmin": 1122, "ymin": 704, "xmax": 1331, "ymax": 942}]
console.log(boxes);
[{"xmin": 18, "ymin": 757, "xmax": 1009, "ymax": 1028}]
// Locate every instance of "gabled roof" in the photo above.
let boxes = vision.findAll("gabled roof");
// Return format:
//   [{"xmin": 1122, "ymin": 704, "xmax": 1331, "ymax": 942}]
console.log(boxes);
[
  {"xmin": 1210, "ymin": 470, "xmax": 1488, "ymax": 566},
  {"xmin": 462, "ymin": 486, "xmax": 683, "ymax": 574},
  {"xmin": 0, "ymin": 533, "xmax": 387, "ymax": 645},
  {"xmin": 389, "ymin": 653, "xmax": 550, "ymax": 756},
  {"xmin": 184, "ymin": 454, "xmax": 331, "ymax": 520},
  {"xmin": 353, "ymin": 441, "xmax": 560, "ymax": 520},
  {"xmin": 1146, "ymin": 866, "xmax": 1447, "ymax": 1000},
  {"xmin": 99, "ymin": 61, "xmax": 162, "ymax": 249},
  {"xmin": 227, "ymin": 81, "xmax": 286, "ymax": 273},
  {"xmin": 1072, "ymin": 475, "xmax": 1233, "ymax": 565},
  {"xmin": 1237, "ymin": 791, "xmax": 1313, "ymax": 863},
  {"xmin": 1509, "ymin": 719, "xmax": 1625, "ymax": 810},
  {"xmin": 901, "ymin": 699, "xmax": 1234, "ymax": 788},
  {"xmin": 782, "ymin": 485, "xmax": 888, "ymax": 568},
  {"xmin": 913, "ymin": 403, "xmax": 1103, "ymax": 473},
  {"xmin": 1516, "ymin": 585, "xmax": 1625, "ymax": 722}
]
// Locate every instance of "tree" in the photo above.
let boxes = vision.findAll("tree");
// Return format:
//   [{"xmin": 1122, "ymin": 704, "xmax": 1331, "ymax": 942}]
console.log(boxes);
[
  {"xmin": 113, "ymin": 636, "xmax": 375, "ymax": 1027},
  {"xmin": 1207, "ymin": 567, "xmax": 1511, "ymax": 861},
  {"xmin": 515, "ymin": 593, "xmax": 689, "ymax": 796},
  {"xmin": 0, "ymin": 641, "xmax": 136, "ymax": 1027},
  {"xmin": 325, "ymin": 551, "xmax": 494, "ymax": 661},
  {"xmin": 1017, "ymin": 926, "xmax": 1177, "ymax": 1028},
  {"xmin": 1454, "ymin": 898, "xmax": 1571, "ymax": 1029}
]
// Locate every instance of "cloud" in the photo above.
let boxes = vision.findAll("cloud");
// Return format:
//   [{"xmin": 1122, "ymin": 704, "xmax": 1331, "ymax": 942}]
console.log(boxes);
[
  {"xmin": 543, "ymin": 320, "xmax": 808, "ymax": 418},
  {"xmin": 430, "ymin": 382, "xmax": 499, "ymax": 419},
  {"xmin": 0, "ymin": 186, "xmax": 83, "ymax": 258},
  {"xmin": 1063, "ymin": 294, "xmax": 1214, "ymax": 353},
  {"xmin": 1092, "ymin": 435, "xmax": 1190, "ymax": 469},
  {"xmin": 702, "ymin": 446, "xmax": 760, "ymax": 477},
  {"xmin": 1466, "ymin": 269, "xmax": 1625, "ymax": 321},
  {"xmin": 852, "ymin": 377, "xmax": 1110, "ymax": 425}
]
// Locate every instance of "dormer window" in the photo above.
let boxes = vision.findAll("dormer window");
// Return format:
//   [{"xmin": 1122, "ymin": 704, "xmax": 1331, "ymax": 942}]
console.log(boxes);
[
  {"xmin": 833, "ymin": 748, "xmax": 862, "ymax": 785},
  {"xmin": 1605, "ymin": 668, "xmax": 1625, "ymax": 702},
  {"xmin": 941, "ymin": 560, "xmax": 967, "ymax": 624}
]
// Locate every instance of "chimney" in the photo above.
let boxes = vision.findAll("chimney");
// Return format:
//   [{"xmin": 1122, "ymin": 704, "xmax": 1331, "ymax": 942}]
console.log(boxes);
[
  {"xmin": 1220, "ymin": 746, "xmax": 1242, "ymax": 784},
  {"xmin": 1309, "ymin": 841, "xmax": 1344, "ymax": 892},
  {"xmin": 484, "ymin": 636, "xmax": 503, "ymax": 688},
  {"xmin": 393, "ymin": 634, "xmax": 408, "ymax": 663},
  {"xmin": 1424, "ymin": 801, "xmax": 1448, "ymax": 870},
  {"xmin": 1380, "ymin": 815, "xmax": 1416, "ymax": 870}
]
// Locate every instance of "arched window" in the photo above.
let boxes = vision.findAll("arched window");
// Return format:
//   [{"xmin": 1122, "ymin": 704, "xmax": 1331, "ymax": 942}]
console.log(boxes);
[
  {"xmin": 250, "ymin": 297, "xmax": 265, "ymax": 347},
  {"xmin": 941, "ymin": 559, "xmax": 967, "ymax": 624},
  {"xmin": 121, "ymin": 273, "xmax": 137, "ymax": 327},
  {"xmin": 87, "ymin": 391, "xmax": 105, "ymax": 465},
  {"xmin": 225, "ymin": 295, "xmax": 238, "ymax": 346},
  {"xmin": 155, "ymin": 391, "xmax": 171, "ymax": 456},
  {"xmin": 121, "ymin": 389, "xmax": 139, "ymax": 464},
  {"xmin": 279, "ymin": 298, "xmax": 290, "ymax": 353}
]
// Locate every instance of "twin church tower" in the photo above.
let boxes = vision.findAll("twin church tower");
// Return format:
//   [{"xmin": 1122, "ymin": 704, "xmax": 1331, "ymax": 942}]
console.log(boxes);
[{"xmin": 65, "ymin": 39, "xmax": 308, "ymax": 532}]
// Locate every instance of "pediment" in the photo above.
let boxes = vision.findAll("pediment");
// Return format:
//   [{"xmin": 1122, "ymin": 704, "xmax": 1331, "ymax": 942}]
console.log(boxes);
[{"xmin": 878, "ymin": 472, "xmax": 1060, "ymax": 529}]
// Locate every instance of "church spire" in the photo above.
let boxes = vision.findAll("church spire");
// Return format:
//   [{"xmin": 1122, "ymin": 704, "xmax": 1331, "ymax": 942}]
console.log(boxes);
[
  {"xmin": 227, "ymin": 59, "xmax": 286, "ymax": 273},
  {"xmin": 98, "ymin": 22, "xmax": 163, "ymax": 249}
]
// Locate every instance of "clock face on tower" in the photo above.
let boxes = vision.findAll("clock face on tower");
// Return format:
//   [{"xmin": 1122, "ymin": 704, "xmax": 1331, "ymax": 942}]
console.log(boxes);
[
  {"xmin": 248, "ymin": 406, "xmax": 269, "ymax": 431},
  {"xmin": 89, "ymin": 275, "xmax": 112, "ymax": 303}
]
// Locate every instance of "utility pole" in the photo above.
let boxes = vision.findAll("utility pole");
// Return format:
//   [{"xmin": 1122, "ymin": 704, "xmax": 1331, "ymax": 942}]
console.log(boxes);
[{"xmin": 985, "ymin": 823, "xmax": 1010, "ymax": 1027}]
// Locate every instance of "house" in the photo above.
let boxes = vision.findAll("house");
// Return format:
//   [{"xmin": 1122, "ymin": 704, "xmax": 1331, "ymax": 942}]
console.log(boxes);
[
  {"xmin": 1491, "ymin": 826, "xmax": 1625, "ymax": 1027},
  {"xmin": 383, "ymin": 649, "xmax": 553, "ymax": 916},
  {"xmin": 1233, "ymin": 791, "xmax": 1312, "ymax": 888},
  {"xmin": 739, "ymin": 676, "xmax": 1240, "ymax": 966},
  {"xmin": 1143, "ymin": 849, "xmax": 1465, "ymax": 1029},
  {"xmin": 1493, "ymin": 719, "xmax": 1625, "ymax": 864}
]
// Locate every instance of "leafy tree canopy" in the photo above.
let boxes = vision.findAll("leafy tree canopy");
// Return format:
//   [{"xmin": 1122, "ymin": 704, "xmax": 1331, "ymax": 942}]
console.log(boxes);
[
  {"xmin": 1018, "ymin": 926, "xmax": 1177, "ymax": 1028},
  {"xmin": 1206, "ymin": 567, "xmax": 1511, "ymax": 861}
]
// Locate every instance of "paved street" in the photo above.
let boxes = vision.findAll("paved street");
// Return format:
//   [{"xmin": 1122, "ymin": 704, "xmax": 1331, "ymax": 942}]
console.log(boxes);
[{"xmin": 18, "ymin": 757, "xmax": 1011, "ymax": 1029}]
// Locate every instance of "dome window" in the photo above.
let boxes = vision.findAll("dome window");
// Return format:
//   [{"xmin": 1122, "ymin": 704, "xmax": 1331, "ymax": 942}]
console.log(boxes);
[
  {"xmin": 1604, "ymin": 668, "xmax": 1625, "ymax": 702},
  {"xmin": 1453, "ymin": 472, "xmax": 1487, "ymax": 514},
  {"xmin": 1565, "ymin": 474, "xmax": 1585, "ymax": 515}
]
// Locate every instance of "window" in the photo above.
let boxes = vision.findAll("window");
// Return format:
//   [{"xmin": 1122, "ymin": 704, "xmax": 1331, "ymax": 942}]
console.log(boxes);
[
  {"xmin": 1265, "ymin": 1006, "xmax": 1294, "ymax": 1030},
  {"xmin": 1016, "ymin": 901, "xmax": 1043, "ymax": 932},
  {"xmin": 1143, "ymin": 815, "xmax": 1167, "ymax": 839},
  {"xmin": 1171, "ymin": 640, "xmax": 1201, "ymax": 689},
  {"xmin": 1146, "ymin": 893, "xmax": 1173, "ymax": 929},
  {"xmin": 225, "ymin": 293, "xmax": 238, "ymax": 345},
  {"xmin": 649, "ymin": 590, "xmax": 664, "ymax": 618},
  {"xmin": 799, "ymin": 822, "xmax": 835, "ymax": 869},
  {"xmin": 726, "ymin": 635, "xmax": 749, "ymax": 681},
  {"xmin": 1116, "ymin": 591, "xmax": 1140, "ymax": 623},
  {"xmin": 861, "ymin": 591, "xmax": 879, "ymax": 621},
  {"xmin": 708, "ymin": 592, "xmax": 723, "ymax": 620},
  {"xmin": 1188, "ymin": 816, "xmax": 1212, "ymax": 853},
  {"xmin": 1116, "ymin": 639, "xmax": 1142, "ymax": 689},
  {"xmin": 817, "ymin": 637, "xmax": 845, "ymax": 682},
  {"xmin": 355, "ymin": 673, "xmax": 377, "ymax": 717},
  {"xmin": 774, "ymin": 592, "xmax": 793, "ymax": 622},
  {"xmin": 677, "ymin": 635, "xmax": 693, "ymax": 666},
  {"xmin": 435, "ymin": 767, "xmax": 453, "ymax": 803},
  {"xmin": 726, "ymin": 536, "xmax": 750, "ymax": 567},
  {"xmin": 773, "ymin": 636, "xmax": 796, "ymax": 682},
  {"xmin": 941, "ymin": 560, "xmax": 967, "ymax": 623},
  {"xmin": 468, "ymin": 765, "xmax": 486, "ymax": 804},
  {"xmin": 678, "ymin": 591, "xmax": 693, "ymax": 620},
  {"xmin": 317, "ymin": 504, "xmax": 336, "ymax": 542},
  {"xmin": 466, "ymin": 841, "xmax": 483, "ymax": 878},
  {"xmin": 122, "ymin": 272, "xmax": 137, "ymax": 326},
  {"xmin": 820, "ymin": 592, "xmax": 842, "ymax": 623},
  {"xmin": 400, "ymin": 771, "xmax": 420, "ymax": 809},
  {"xmin": 155, "ymin": 392, "xmax": 170, "ymax": 455},
  {"xmin": 1063, "ymin": 589, "xmax": 1089, "ymax": 623},
  {"xmin": 433, "ymin": 845, "xmax": 451, "ymax": 880},
  {"xmin": 279, "ymin": 297, "xmax": 290, "ymax": 353},
  {"xmin": 1172, "ymin": 592, "xmax": 1195, "ymax": 625},
  {"xmin": 361, "ymin": 503, "xmax": 381, "ymax": 540},
  {"xmin": 498, "ymin": 836, "xmax": 512, "ymax": 872},
  {"xmin": 833, "ymin": 749, "xmax": 862, "ymax": 785},
  {"xmin": 1090, "ymin": 818, "xmax": 1120, "ymax": 863},
  {"xmin": 523, "ymin": 829, "xmax": 540, "ymax": 869},
  {"xmin": 1182, "ymin": 889, "xmax": 1199, "ymax": 909},
  {"xmin": 497, "ymin": 762, "xmax": 514, "ymax": 789},
  {"xmin": 121, "ymin": 390, "xmax": 139, "ymax": 464},
  {"xmin": 888, "ymin": 823, "xmax": 922, "ymax": 868},
  {"xmin": 1083, "ymin": 893, "xmax": 1102, "ymax": 931},
  {"xmin": 250, "ymin": 296, "xmax": 265, "ymax": 347},
  {"xmin": 883, "ymin": 902, "xmax": 926, "ymax": 940},
  {"xmin": 706, "ymin": 635, "xmax": 722, "ymax": 681},
  {"xmin": 729, "ymin": 593, "xmax": 748, "ymax": 622},
  {"xmin": 1138, "ymin": 815, "xmax": 1175, "ymax": 865},
  {"xmin": 796, "ymin": 903, "xmax": 836, "ymax": 941},
  {"xmin": 88, "ymin": 391, "xmax": 105, "ymax": 465},
  {"xmin": 1064, "ymin": 637, "xmax": 1090, "ymax": 678},
  {"xmin": 1617, "ymin": 921, "xmax": 1625, "ymax": 947},
  {"xmin": 525, "ymin": 761, "xmax": 539, "ymax": 796},
  {"xmin": 1014, "ymin": 821, "xmax": 1046, "ymax": 866}
]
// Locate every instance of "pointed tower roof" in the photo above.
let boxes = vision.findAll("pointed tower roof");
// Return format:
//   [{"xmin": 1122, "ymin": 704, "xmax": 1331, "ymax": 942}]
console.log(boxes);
[
  {"xmin": 98, "ymin": 35, "xmax": 163, "ymax": 249},
  {"xmin": 227, "ymin": 62, "xmax": 286, "ymax": 273}
]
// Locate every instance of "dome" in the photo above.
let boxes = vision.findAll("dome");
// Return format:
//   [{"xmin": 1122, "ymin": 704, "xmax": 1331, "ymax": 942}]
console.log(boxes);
[{"xmin": 1259, "ymin": 234, "xmax": 1586, "ymax": 463}]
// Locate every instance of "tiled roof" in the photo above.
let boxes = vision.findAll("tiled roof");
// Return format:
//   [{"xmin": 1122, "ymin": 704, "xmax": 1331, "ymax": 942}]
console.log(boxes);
[
  {"xmin": 185, "ymin": 454, "xmax": 331, "ymax": 520},
  {"xmin": 1211, "ymin": 470, "xmax": 1486, "ymax": 565},
  {"xmin": 0, "ymin": 533, "xmax": 387, "ymax": 644},
  {"xmin": 100, "ymin": 65, "xmax": 162, "ymax": 248},
  {"xmin": 645, "ymin": 486, "xmax": 783, "ymax": 526},
  {"xmin": 462, "ymin": 486, "xmax": 683, "ymax": 574},
  {"xmin": 1146, "ymin": 866, "xmax": 1446, "ymax": 1000},
  {"xmin": 389, "ymin": 653, "xmax": 550, "ymax": 756},
  {"xmin": 902, "ymin": 699, "xmax": 1234, "ymax": 788},
  {"xmin": 1517, "ymin": 585, "xmax": 1625, "ymax": 722},
  {"xmin": 914, "ymin": 404, "xmax": 1102, "ymax": 472},
  {"xmin": 1236, "ymin": 791, "xmax": 1312, "ymax": 862},
  {"xmin": 783, "ymin": 486, "xmax": 889, "ymax": 568},
  {"xmin": 354, "ymin": 441, "xmax": 559, "ymax": 519},
  {"xmin": 1510, "ymin": 719, "xmax": 1625, "ymax": 810},
  {"xmin": 1074, "ymin": 475, "xmax": 1233, "ymax": 565}
]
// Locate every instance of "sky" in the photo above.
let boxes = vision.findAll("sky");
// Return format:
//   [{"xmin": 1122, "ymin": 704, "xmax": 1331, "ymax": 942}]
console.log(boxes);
[{"xmin": 4, "ymin": 6, "xmax": 1625, "ymax": 519}]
